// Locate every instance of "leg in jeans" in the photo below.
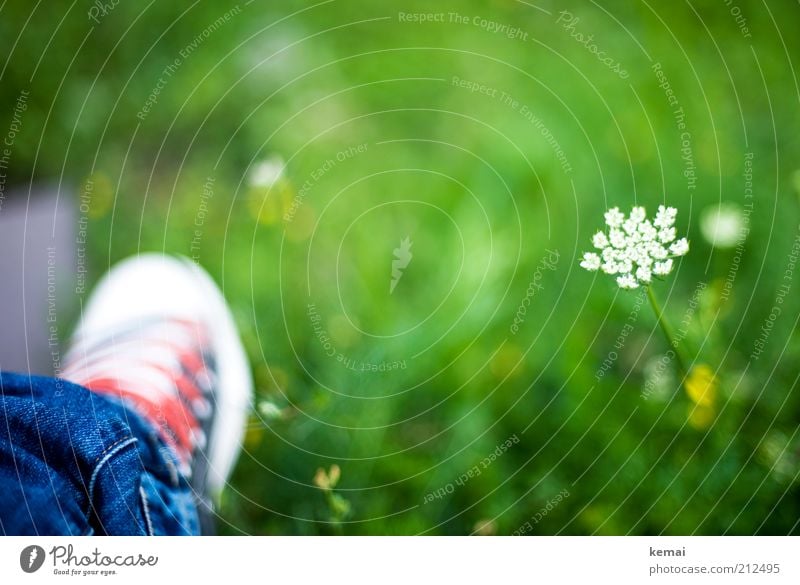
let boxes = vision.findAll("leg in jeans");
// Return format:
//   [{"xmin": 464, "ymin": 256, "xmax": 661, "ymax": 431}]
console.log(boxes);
[
  {"xmin": 0, "ymin": 255, "xmax": 252, "ymax": 535},
  {"xmin": 0, "ymin": 372, "xmax": 199, "ymax": 535}
]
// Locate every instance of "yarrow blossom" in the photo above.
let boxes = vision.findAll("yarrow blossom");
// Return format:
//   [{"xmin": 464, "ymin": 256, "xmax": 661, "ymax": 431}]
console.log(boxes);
[{"xmin": 580, "ymin": 205, "xmax": 689, "ymax": 289}]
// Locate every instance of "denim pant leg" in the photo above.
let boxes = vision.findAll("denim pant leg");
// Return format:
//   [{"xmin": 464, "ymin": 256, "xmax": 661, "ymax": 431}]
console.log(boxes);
[{"xmin": 0, "ymin": 372, "xmax": 200, "ymax": 535}]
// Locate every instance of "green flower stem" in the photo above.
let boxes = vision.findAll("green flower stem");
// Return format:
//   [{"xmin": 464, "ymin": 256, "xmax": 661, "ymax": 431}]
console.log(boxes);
[{"xmin": 646, "ymin": 285, "xmax": 689, "ymax": 377}]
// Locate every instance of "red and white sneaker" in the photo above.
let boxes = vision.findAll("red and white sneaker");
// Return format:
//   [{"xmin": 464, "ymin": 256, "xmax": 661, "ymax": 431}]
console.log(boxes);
[{"xmin": 61, "ymin": 254, "xmax": 253, "ymax": 519}]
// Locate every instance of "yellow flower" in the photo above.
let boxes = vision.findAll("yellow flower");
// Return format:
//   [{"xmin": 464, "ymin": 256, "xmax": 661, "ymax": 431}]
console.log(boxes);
[
  {"xmin": 684, "ymin": 364, "xmax": 718, "ymax": 430},
  {"xmin": 687, "ymin": 404, "xmax": 715, "ymax": 430},
  {"xmin": 313, "ymin": 464, "xmax": 341, "ymax": 490},
  {"xmin": 684, "ymin": 364, "xmax": 717, "ymax": 407},
  {"xmin": 328, "ymin": 464, "xmax": 341, "ymax": 488},
  {"xmin": 247, "ymin": 180, "xmax": 294, "ymax": 225},
  {"xmin": 313, "ymin": 467, "xmax": 330, "ymax": 490},
  {"xmin": 473, "ymin": 519, "xmax": 497, "ymax": 536}
]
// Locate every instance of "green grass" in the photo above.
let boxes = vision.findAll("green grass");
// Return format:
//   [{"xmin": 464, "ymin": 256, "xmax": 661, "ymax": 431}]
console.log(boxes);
[{"xmin": 2, "ymin": 0, "xmax": 799, "ymax": 534}]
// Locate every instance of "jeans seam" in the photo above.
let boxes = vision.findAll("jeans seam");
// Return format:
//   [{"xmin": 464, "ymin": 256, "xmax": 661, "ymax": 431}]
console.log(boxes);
[
  {"xmin": 138, "ymin": 485, "xmax": 155, "ymax": 536},
  {"xmin": 85, "ymin": 436, "xmax": 138, "ymax": 518}
]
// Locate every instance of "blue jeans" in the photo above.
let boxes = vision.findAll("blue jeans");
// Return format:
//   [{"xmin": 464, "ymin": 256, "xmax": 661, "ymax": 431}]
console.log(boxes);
[{"xmin": 0, "ymin": 372, "xmax": 200, "ymax": 535}]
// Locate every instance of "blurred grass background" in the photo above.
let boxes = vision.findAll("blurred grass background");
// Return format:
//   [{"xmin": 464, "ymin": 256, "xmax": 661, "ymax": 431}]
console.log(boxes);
[{"xmin": 1, "ymin": 0, "xmax": 799, "ymax": 534}]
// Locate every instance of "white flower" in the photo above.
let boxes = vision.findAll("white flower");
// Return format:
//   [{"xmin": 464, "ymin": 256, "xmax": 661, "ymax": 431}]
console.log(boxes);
[
  {"xmin": 609, "ymin": 228, "xmax": 626, "ymax": 248},
  {"xmin": 623, "ymin": 218, "xmax": 639, "ymax": 235},
  {"xmin": 658, "ymin": 227, "xmax": 676, "ymax": 243},
  {"xmin": 581, "ymin": 252, "xmax": 601, "ymax": 271},
  {"xmin": 257, "ymin": 401, "xmax": 283, "ymax": 420},
  {"xmin": 617, "ymin": 274, "xmax": 639, "ymax": 289},
  {"xmin": 638, "ymin": 221, "xmax": 657, "ymax": 240},
  {"xmin": 630, "ymin": 206, "xmax": 646, "ymax": 223},
  {"xmin": 654, "ymin": 205, "xmax": 677, "ymax": 229},
  {"xmin": 637, "ymin": 252, "xmax": 653, "ymax": 268},
  {"xmin": 250, "ymin": 155, "xmax": 285, "ymax": 188},
  {"xmin": 635, "ymin": 265, "xmax": 652, "ymax": 283},
  {"xmin": 580, "ymin": 205, "xmax": 689, "ymax": 288},
  {"xmin": 669, "ymin": 238, "xmax": 689, "ymax": 256},
  {"xmin": 592, "ymin": 231, "xmax": 609, "ymax": 249},
  {"xmin": 653, "ymin": 259, "xmax": 673, "ymax": 275},
  {"xmin": 649, "ymin": 242, "xmax": 668, "ymax": 260},
  {"xmin": 700, "ymin": 203, "xmax": 745, "ymax": 249},
  {"xmin": 604, "ymin": 207, "xmax": 624, "ymax": 228}
]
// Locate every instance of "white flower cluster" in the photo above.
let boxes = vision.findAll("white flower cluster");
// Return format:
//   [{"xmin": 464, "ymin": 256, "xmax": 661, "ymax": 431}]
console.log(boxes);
[{"xmin": 580, "ymin": 205, "xmax": 689, "ymax": 289}]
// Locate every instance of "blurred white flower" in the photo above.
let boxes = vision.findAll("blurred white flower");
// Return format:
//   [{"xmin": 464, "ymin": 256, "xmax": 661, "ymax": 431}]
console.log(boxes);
[
  {"xmin": 581, "ymin": 205, "xmax": 689, "ymax": 289},
  {"xmin": 700, "ymin": 203, "xmax": 745, "ymax": 249},
  {"xmin": 257, "ymin": 400, "xmax": 283, "ymax": 420},
  {"xmin": 250, "ymin": 155, "xmax": 285, "ymax": 188}
]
